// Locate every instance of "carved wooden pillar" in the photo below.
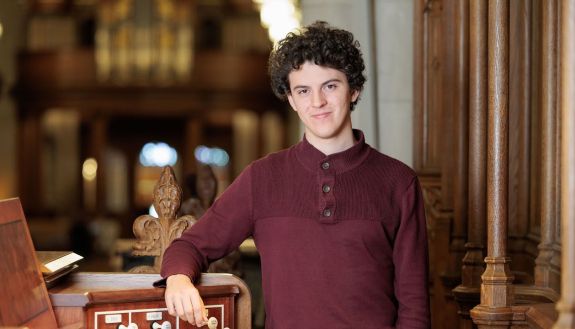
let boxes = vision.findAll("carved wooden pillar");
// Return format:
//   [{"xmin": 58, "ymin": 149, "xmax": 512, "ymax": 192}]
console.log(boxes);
[
  {"xmin": 440, "ymin": 0, "xmax": 456, "ymax": 213},
  {"xmin": 453, "ymin": 1, "xmax": 487, "ymax": 326},
  {"xmin": 554, "ymin": 0, "xmax": 575, "ymax": 327},
  {"xmin": 507, "ymin": 0, "xmax": 532, "ymax": 279},
  {"xmin": 470, "ymin": 0, "xmax": 515, "ymax": 327},
  {"xmin": 535, "ymin": 0, "xmax": 559, "ymax": 290},
  {"xmin": 448, "ymin": 0, "xmax": 469, "ymax": 287}
]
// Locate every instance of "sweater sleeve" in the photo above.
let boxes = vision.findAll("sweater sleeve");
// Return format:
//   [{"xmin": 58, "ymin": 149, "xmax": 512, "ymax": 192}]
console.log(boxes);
[
  {"xmin": 159, "ymin": 164, "xmax": 254, "ymax": 283},
  {"xmin": 393, "ymin": 176, "xmax": 431, "ymax": 329}
]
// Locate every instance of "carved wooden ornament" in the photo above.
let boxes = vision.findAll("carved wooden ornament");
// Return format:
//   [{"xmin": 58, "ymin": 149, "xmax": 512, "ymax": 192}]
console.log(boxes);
[{"xmin": 131, "ymin": 166, "xmax": 197, "ymax": 273}]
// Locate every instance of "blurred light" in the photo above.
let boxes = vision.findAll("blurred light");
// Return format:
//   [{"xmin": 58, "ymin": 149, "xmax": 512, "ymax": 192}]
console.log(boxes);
[
  {"xmin": 267, "ymin": 15, "xmax": 300, "ymax": 43},
  {"xmin": 211, "ymin": 148, "xmax": 229, "ymax": 167},
  {"xmin": 260, "ymin": 1, "xmax": 295, "ymax": 27},
  {"xmin": 194, "ymin": 145, "xmax": 230, "ymax": 167},
  {"xmin": 82, "ymin": 158, "xmax": 98, "ymax": 181},
  {"xmin": 139, "ymin": 142, "xmax": 178, "ymax": 167},
  {"xmin": 253, "ymin": 0, "xmax": 300, "ymax": 43},
  {"xmin": 0, "ymin": 22, "xmax": 3, "ymax": 39},
  {"xmin": 149, "ymin": 204, "xmax": 158, "ymax": 217}
]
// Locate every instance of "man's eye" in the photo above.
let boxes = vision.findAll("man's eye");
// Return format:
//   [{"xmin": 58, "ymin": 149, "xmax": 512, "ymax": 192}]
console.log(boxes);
[
  {"xmin": 326, "ymin": 84, "xmax": 337, "ymax": 90},
  {"xmin": 297, "ymin": 89, "xmax": 308, "ymax": 95}
]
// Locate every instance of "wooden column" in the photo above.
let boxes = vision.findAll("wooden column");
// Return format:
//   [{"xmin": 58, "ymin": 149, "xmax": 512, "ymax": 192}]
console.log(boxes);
[
  {"xmin": 470, "ymin": 0, "xmax": 515, "ymax": 327},
  {"xmin": 453, "ymin": 0, "xmax": 487, "ymax": 326},
  {"xmin": 440, "ymin": 0, "xmax": 456, "ymax": 212},
  {"xmin": 449, "ymin": 0, "xmax": 469, "ymax": 283},
  {"xmin": 507, "ymin": 0, "xmax": 532, "ymax": 272},
  {"xmin": 554, "ymin": 0, "xmax": 575, "ymax": 327},
  {"xmin": 535, "ymin": 0, "xmax": 559, "ymax": 290}
]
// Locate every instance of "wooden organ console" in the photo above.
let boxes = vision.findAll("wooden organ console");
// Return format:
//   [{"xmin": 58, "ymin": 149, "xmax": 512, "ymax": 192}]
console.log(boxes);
[
  {"xmin": 0, "ymin": 166, "xmax": 252, "ymax": 329},
  {"xmin": 49, "ymin": 272, "xmax": 251, "ymax": 329}
]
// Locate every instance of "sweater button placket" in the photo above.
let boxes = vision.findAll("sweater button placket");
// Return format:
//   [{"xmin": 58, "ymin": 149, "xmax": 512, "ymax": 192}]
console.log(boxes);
[{"xmin": 319, "ymin": 160, "xmax": 336, "ymax": 223}]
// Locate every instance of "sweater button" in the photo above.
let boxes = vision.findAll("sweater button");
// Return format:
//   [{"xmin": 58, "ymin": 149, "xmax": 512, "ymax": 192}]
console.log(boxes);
[
  {"xmin": 321, "ymin": 162, "xmax": 330, "ymax": 170},
  {"xmin": 323, "ymin": 208, "xmax": 332, "ymax": 217},
  {"xmin": 322, "ymin": 184, "xmax": 331, "ymax": 193}
]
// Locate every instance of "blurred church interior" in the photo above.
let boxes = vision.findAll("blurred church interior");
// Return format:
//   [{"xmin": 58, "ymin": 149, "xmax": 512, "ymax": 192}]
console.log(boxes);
[{"xmin": 1, "ymin": 0, "xmax": 575, "ymax": 328}]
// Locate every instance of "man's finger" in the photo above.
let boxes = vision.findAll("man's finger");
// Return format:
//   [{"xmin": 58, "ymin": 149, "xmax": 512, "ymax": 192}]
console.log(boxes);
[
  {"xmin": 189, "ymin": 292, "xmax": 207, "ymax": 327},
  {"xmin": 174, "ymin": 297, "xmax": 195, "ymax": 324},
  {"xmin": 165, "ymin": 296, "xmax": 176, "ymax": 316}
]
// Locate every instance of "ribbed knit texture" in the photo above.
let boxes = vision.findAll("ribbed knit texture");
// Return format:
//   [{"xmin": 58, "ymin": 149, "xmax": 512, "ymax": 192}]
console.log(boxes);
[{"xmin": 161, "ymin": 130, "xmax": 430, "ymax": 329}]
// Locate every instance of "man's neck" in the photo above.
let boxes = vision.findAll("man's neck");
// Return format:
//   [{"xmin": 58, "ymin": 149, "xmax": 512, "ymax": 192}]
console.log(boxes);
[{"xmin": 306, "ymin": 129, "xmax": 357, "ymax": 156}]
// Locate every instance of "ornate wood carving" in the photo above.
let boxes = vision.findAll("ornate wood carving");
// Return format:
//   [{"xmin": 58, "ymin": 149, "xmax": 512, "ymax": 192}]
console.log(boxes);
[
  {"xmin": 420, "ymin": 174, "xmax": 457, "ymax": 329},
  {"xmin": 178, "ymin": 164, "xmax": 242, "ymax": 276},
  {"xmin": 179, "ymin": 164, "xmax": 217, "ymax": 219},
  {"xmin": 131, "ymin": 166, "xmax": 197, "ymax": 273}
]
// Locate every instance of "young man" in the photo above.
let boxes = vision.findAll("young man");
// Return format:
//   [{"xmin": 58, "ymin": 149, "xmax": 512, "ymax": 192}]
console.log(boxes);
[{"xmin": 159, "ymin": 21, "xmax": 430, "ymax": 329}]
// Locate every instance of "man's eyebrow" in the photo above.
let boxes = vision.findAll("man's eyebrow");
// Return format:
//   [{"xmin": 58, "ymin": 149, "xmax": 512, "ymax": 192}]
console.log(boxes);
[
  {"xmin": 292, "ymin": 79, "xmax": 343, "ymax": 90},
  {"xmin": 322, "ymin": 78, "xmax": 343, "ymax": 85}
]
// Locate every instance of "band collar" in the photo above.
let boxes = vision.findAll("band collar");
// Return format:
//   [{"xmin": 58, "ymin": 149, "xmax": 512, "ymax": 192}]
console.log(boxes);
[{"xmin": 295, "ymin": 129, "xmax": 371, "ymax": 174}]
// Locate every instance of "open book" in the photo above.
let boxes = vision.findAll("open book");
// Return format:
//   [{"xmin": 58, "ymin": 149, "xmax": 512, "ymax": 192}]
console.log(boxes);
[{"xmin": 36, "ymin": 251, "xmax": 83, "ymax": 287}]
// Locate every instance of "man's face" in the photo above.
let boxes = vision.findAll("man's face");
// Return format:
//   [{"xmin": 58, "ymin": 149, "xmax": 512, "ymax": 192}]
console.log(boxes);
[{"xmin": 287, "ymin": 61, "xmax": 359, "ymax": 146}]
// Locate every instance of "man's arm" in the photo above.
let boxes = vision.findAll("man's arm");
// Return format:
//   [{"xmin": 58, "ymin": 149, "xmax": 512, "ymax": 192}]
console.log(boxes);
[
  {"xmin": 160, "ymin": 164, "xmax": 255, "ymax": 326},
  {"xmin": 393, "ymin": 176, "xmax": 431, "ymax": 328}
]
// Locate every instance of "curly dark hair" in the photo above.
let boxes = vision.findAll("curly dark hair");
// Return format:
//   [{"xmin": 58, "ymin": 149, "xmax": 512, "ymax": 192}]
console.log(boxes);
[{"xmin": 268, "ymin": 21, "xmax": 366, "ymax": 111}]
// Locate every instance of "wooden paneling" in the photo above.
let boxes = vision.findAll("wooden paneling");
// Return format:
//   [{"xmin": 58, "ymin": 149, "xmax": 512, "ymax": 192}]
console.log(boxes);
[{"xmin": 414, "ymin": 0, "xmax": 443, "ymax": 173}]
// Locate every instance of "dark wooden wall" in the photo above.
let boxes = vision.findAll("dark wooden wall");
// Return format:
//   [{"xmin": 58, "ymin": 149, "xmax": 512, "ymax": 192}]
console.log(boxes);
[{"xmin": 414, "ymin": 0, "xmax": 575, "ymax": 328}]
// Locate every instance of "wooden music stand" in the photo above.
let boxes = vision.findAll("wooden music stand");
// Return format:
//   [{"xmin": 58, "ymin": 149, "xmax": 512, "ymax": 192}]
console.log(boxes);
[{"xmin": 0, "ymin": 198, "xmax": 59, "ymax": 328}]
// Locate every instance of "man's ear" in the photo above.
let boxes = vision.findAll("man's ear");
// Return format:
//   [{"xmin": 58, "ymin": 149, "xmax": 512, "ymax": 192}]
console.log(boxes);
[
  {"xmin": 351, "ymin": 89, "xmax": 360, "ymax": 103},
  {"xmin": 287, "ymin": 94, "xmax": 298, "ymax": 112}
]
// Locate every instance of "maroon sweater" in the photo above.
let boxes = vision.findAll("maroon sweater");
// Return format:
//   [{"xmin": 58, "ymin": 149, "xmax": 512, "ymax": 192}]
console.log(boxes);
[{"xmin": 160, "ymin": 130, "xmax": 430, "ymax": 329}]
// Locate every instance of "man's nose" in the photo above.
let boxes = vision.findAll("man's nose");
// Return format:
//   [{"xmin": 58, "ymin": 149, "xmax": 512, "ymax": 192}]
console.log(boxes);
[{"xmin": 311, "ymin": 91, "xmax": 327, "ymax": 107}]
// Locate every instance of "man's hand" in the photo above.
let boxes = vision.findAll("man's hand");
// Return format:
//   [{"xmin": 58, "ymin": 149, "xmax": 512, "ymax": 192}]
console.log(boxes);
[{"xmin": 165, "ymin": 274, "xmax": 208, "ymax": 327}]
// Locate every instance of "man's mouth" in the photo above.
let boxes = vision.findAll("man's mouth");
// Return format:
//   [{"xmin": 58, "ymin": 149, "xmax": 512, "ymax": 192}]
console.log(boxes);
[{"xmin": 313, "ymin": 112, "xmax": 330, "ymax": 119}]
